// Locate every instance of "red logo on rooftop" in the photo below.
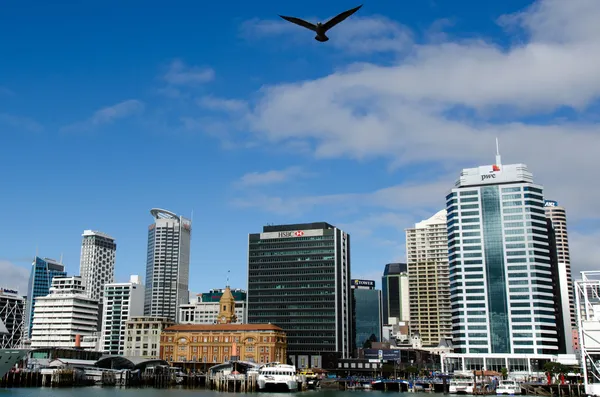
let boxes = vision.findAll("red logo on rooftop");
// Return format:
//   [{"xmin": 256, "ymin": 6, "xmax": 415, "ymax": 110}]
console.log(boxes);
[
  {"xmin": 492, "ymin": 164, "xmax": 500, "ymax": 171},
  {"xmin": 295, "ymin": 230, "xmax": 304, "ymax": 237}
]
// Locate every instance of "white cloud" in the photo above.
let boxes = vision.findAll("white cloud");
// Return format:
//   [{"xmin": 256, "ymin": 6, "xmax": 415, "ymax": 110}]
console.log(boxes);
[
  {"xmin": 198, "ymin": 96, "xmax": 248, "ymax": 113},
  {"xmin": 235, "ymin": 166, "xmax": 308, "ymax": 188},
  {"xmin": 164, "ymin": 59, "xmax": 215, "ymax": 86},
  {"xmin": 569, "ymin": 231, "xmax": 600, "ymax": 276},
  {"xmin": 0, "ymin": 113, "xmax": 43, "ymax": 133},
  {"xmin": 0, "ymin": 261, "xmax": 29, "ymax": 295},
  {"xmin": 61, "ymin": 99, "xmax": 144, "ymax": 133}
]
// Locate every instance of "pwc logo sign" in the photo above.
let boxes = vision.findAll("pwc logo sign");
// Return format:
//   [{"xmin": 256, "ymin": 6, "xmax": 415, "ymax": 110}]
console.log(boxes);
[{"xmin": 481, "ymin": 164, "xmax": 501, "ymax": 181}]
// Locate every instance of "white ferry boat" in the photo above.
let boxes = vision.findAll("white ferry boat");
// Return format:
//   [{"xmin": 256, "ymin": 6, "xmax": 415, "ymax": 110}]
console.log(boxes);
[
  {"xmin": 497, "ymin": 379, "xmax": 521, "ymax": 395},
  {"xmin": 0, "ymin": 349, "xmax": 29, "ymax": 378},
  {"xmin": 257, "ymin": 362, "xmax": 298, "ymax": 392},
  {"xmin": 449, "ymin": 373, "xmax": 475, "ymax": 394}
]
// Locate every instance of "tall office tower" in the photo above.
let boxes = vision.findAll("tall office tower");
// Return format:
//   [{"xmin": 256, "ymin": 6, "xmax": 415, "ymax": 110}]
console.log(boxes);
[
  {"xmin": 381, "ymin": 263, "xmax": 409, "ymax": 324},
  {"xmin": 30, "ymin": 276, "xmax": 99, "ymax": 350},
  {"xmin": 247, "ymin": 222, "xmax": 351, "ymax": 369},
  {"xmin": 444, "ymin": 147, "xmax": 559, "ymax": 370},
  {"xmin": 100, "ymin": 275, "xmax": 145, "ymax": 355},
  {"xmin": 180, "ymin": 288, "xmax": 247, "ymax": 324},
  {"xmin": 144, "ymin": 208, "xmax": 192, "ymax": 322},
  {"xmin": 544, "ymin": 201, "xmax": 575, "ymax": 328},
  {"xmin": 351, "ymin": 279, "xmax": 382, "ymax": 352},
  {"xmin": 25, "ymin": 257, "xmax": 67, "ymax": 339},
  {"xmin": 405, "ymin": 210, "xmax": 452, "ymax": 347},
  {"xmin": 545, "ymin": 219, "xmax": 568, "ymax": 354},
  {"xmin": 0, "ymin": 288, "xmax": 25, "ymax": 348},
  {"xmin": 79, "ymin": 230, "xmax": 117, "ymax": 302}
]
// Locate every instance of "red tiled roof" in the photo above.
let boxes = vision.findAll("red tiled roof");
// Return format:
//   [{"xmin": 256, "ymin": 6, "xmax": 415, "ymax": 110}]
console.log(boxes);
[{"xmin": 163, "ymin": 323, "xmax": 284, "ymax": 332}]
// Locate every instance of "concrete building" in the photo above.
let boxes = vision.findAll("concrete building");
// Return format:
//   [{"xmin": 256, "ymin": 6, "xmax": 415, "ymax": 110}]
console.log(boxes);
[
  {"xmin": 79, "ymin": 230, "xmax": 117, "ymax": 302},
  {"xmin": 405, "ymin": 210, "xmax": 452, "ymax": 347},
  {"xmin": 0, "ymin": 288, "xmax": 25, "ymax": 348},
  {"xmin": 25, "ymin": 257, "xmax": 67, "ymax": 339},
  {"xmin": 124, "ymin": 316, "xmax": 175, "ymax": 359},
  {"xmin": 382, "ymin": 263, "xmax": 409, "ymax": 324},
  {"xmin": 180, "ymin": 288, "xmax": 247, "ymax": 324},
  {"xmin": 30, "ymin": 276, "xmax": 99, "ymax": 350},
  {"xmin": 144, "ymin": 208, "xmax": 192, "ymax": 322},
  {"xmin": 442, "ymin": 147, "xmax": 562, "ymax": 373},
  {"xmin": 100, "ymin": 275, "xmax": 145, "ymax": 355},
  {"xmin": 247, "ymin": 222, "xmax": 352, "ymax": 368}
]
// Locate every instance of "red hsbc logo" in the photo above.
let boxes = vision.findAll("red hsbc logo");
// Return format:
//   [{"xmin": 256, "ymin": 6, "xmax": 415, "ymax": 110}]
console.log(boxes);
[{"xmin": 294, "ymin": 230, "xmax": 304, "ymax": 237}]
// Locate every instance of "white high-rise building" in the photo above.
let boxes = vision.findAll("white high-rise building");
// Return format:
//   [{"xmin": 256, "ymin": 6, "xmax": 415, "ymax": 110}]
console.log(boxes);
[
  {"xmin": 144, "ymin": 208, "xmax": 192, "ymax": 322},
  {"xmin": 30, "ymin": 276, "xmax": 99, "ymax": 350},
  {"xmin": 100, "ymin": 275, "xmax": 145, "ymax": 355},
  {"xmin": 405, "ymin": 210, "xmax": 452, "ymax": 347},
  {"xmin": 79, "ymin": 230, "xmax": 117, "ymax": 302},
  {"xmin": 441, "ymin": 146, "xmax": 561, "ymax": 374}
]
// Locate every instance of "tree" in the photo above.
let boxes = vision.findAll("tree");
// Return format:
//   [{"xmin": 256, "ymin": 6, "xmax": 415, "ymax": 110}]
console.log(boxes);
[
  {"xmin": 501, "ymin": 367, "xmax": 508, "ymax": 380},
  {"xmin": 362, "ymin": 333, "xmax": 378, "ymax": 349}
]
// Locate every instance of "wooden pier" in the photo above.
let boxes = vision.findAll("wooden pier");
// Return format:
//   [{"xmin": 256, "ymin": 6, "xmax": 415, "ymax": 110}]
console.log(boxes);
[
  {"xmin": 521, "ymin": 383, "xmax": 585, "ymax": 396},
  {"xmin": 209, "ymin": 372, "xmax": 258, "ymax": 392}
]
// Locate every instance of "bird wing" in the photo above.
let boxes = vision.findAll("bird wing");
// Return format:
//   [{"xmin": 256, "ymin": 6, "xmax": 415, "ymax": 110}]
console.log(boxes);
[
  {"xmin": 279, "ymin": 15, "xmax": 317, "ymax": 32},
  {"xmin": 322, "ymin": 4, "xmax": 363, "ymax": 31}
]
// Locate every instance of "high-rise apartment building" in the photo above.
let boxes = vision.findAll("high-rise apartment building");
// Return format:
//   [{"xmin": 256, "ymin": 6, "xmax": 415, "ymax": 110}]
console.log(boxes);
[
  {"xmin": 79, "ymin": 230, "xmax": 117, "ymax": 302},
  {"xmin": 544, "ymin": 201, "xmax": 575, "ymax": 328},
  {"xmin": 100, "ymin": 275, "xmax": 145, "ymax": 355},
  {"xmin": 247, "ymin": 222, "xmax": 352, "ymax": 368},
  {"xmin": 381, "ymin": 263, "xmax": 409, "ymax": 324},
  {"xmin": 441, "ymin": 149, "xmax": 560, "ymax": 373},
  {"xmin": 0, "ymin": 288, "xmax": 25, "ymax": 348},
  {"xmin": 30, "ymin": 276, "xmax": 99, "ymax": 350},
  {"xmin": 144, "ymin": 208, "xmax": 192, "ymax": 322},
  {"xmin": 405, "ymin": 210, "xmax": 452, "ymax": 347},
  {"xmin": 25, "ymin": 257, "xmax": 67, "ymax": 339},
  {"xmin": 350, "ymin": 279, "xmax": 382, "ymax": 352}
]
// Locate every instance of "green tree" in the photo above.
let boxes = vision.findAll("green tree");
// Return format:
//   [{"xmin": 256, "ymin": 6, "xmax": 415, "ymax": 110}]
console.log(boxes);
[{"xmin": 500, "ymin": 367, "xmax": 508, "ymax": 380}]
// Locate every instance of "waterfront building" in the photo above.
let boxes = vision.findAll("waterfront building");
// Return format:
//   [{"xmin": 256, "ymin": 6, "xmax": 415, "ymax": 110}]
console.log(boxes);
[
  {"xmin": 144, "ymin": 208, "xmax": 192, "ymax": 322},
  {"xmin": 442, "ymin": 147, "xmax": 562, "ymax": 373},
  {"xmin": 382, "ymin": 263, "xmax": 409, "ymax": 324},
  {"xmin": 180, "ymin": 288, "xmax": 246, "ymax": 324},
  {"xmin": 246, "ymin": 222, "xmax": 352, "ymax": 368},
  {"xmin": 25, "ymin": 257, "xmax": 67, "ymax": 339},
  {"xmin": 0, "ymin": 288, "xmax": 25, "ymax": 348},
  {"xmin": 161, "ymin": 288, "xmax": 287, "ymax": 370},
  {"xmin": 405, "ymin": 210, "xmax": 452, "ymax": 347},
  {"xmin": 123, "ymin": 316, "xmax": 175, "ymax": 359},
  {"xmin": 100, "ymin": 275, "xmax": 145, "ymax": 355},
  {"xmin": 350, "ymin": 279, "xmax": 382, "ymax": 352},
  {"xmin": 30, "ymin": 276, "xmax": 99, "ymax": 350}
]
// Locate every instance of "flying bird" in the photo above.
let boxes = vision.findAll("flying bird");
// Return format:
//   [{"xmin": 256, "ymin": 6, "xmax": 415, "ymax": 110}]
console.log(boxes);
[{"xmin": 279, "ymin": 4, "xmax": 363, "ymax": 42}]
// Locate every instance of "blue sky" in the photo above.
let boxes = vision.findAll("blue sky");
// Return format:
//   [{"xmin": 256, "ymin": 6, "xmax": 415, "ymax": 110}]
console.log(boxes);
[{"xmin": 2, "ymin": 0, "xmax": 600, "ymax": 295}]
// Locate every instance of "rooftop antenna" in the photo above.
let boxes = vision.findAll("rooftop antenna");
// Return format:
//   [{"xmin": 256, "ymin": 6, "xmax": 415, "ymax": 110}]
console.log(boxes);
[
  {"xmin": 59, "ymin": 252, "xmax": 63, "ymax": 264},
  {"xmin": 226, "ymin": 270, "xmax": 230, "ymax": 288},
  {"xmin": 495, "ymin": 137, "xmax": 502, "ymax": 167}
]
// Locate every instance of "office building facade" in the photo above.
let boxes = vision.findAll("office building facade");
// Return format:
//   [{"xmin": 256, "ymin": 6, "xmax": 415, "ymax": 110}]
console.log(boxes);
[
  {"xmin": 79, "ymin": 230, "xmax": 117, "ymax": 302},
  {"xmin": 30, "ymin": 276, "xmax": 99, "ymax": 350},
  {"xmin": 124, "ymin": 316, "xmax": 175, "ymax": 358},
  {"xmin": 442, "ymin": 153, "xmax": 559, "ymax": 373},
  {"xmin": 382, "ymin": 263, "xmax": 409, "ymax": 324},
  {"xmin": 351, "ymin": 279, "xmax": 382, "ymax": 352},
  {"xmin": 247, "ymin": 222, "xmax": 352, "ymax": 368},
  {"xmin": 406, "ymin": 210, "xmax": 452, "ymax": 347},
  {"xmin": 144, "ymin": 208, "xmax": 192, "ymax": 322},
  {"xmin": 25, "ymin": 257, "xmax": 67, "ymax": 339},
  {"xmin": 100, "ymin": 275, "xmax": 145, "ymax": 355},
  {"xmin": 0, "ymin": 288, "xmax": 25, "ymax": 348}
]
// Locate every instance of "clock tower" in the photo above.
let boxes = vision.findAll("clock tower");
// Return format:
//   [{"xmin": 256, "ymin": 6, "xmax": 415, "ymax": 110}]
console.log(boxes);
[{"xmin": 217, "ymin": 285, "xmax": 237, "ymax": 324}]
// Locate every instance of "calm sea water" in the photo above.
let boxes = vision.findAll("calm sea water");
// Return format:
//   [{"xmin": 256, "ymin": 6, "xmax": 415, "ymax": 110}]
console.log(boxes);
[{"xmin": 1, "ymin": 388, "xmax": 449, "ymax": 397}]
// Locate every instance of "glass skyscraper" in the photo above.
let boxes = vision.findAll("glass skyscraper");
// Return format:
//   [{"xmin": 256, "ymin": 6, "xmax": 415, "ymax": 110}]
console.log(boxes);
[
  {"xmin": 247, "ymin": 222, "xmax": 351, "ymax": 369},
  {"xmin": 351, "ymin": 279, "xmax": 382, "ymax": 351},
  {"xmin": 25, "ymin": 257, "xmax": 67, "ymax": 339},
  {"xmin": 446, "ymin": 154, "xmax": 558, "ymax": 358}
]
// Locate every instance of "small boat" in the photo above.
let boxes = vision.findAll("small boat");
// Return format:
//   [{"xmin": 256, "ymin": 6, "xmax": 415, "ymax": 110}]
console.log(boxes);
[
  {"xmin": 299, "ymin": 369, "xmax": 320, "ymax": 389},
  {"xmin": 497, "ymin": 379, "xmax": 521, "ymax": 395},
  {"xmin": 449, "ymin": 374, "xmax": 475, "ymax": 394}
]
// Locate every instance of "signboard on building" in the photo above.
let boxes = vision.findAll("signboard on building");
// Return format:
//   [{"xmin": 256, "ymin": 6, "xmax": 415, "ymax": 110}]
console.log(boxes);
[
  {"xmin": 544, "ymin": 200, "xmax": 558, "ymax": 207},
  {"xmin": 364, "ymin": 349, "xmax": 401, "ymax": 361},
  {"xmin": 260, "ymin": 229, "xmax": 324, "ymax": 240},
  {"xmin": 351, "ymin": 279, "xmax": 375, "ymax": 289},
  {"xmin": 0, "ymin": 288, "xmax": 18, "ymax": 296},
  {"xmin": 458, "ymin": 163, "xmax": 533, "ymax": 187}
]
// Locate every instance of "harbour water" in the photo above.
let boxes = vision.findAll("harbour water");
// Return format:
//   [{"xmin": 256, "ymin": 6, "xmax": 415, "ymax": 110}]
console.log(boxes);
[{"xmin": 1, "ymin": 389, "xmax": 448, "ymax": 397}]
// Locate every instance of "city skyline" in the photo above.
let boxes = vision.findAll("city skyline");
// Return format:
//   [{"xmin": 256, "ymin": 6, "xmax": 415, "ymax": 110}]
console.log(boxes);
[{"xmin": 3, "ymin": 0, "xmax": 600, "ymax": 295}]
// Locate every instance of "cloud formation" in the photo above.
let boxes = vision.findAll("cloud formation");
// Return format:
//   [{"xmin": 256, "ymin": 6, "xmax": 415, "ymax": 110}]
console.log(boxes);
[
  {"xmin": 235, "ymin": 166, "xmax": 308, "ymax": 188},
  {"xmin": 164, "ymin": 59, "xmax": 215, "ymax": 86},
  {"xmin": 0, "ymin": 260, "xmax": 30, "ymax": 295},
  {"xmin": 61, "ymin": 99, "xmax": 144, "ymax": 133},
  {"xmin": 0, "ymin": 113, "xmax": 43, "ymax": 133}
]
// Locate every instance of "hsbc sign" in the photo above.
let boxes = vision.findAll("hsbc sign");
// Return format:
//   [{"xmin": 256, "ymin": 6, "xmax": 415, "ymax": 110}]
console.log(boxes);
[{"xmin": 260, "ymin": 229, "xmax": 324, "ymax": 240}]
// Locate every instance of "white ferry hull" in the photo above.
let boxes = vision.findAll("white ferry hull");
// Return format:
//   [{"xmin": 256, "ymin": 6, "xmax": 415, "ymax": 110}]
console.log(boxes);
[
  {"xmin": 257, "ymin": 378, "xmax": 298, "ymax": 391},
  {"xmin": 449, "ymin": 384, "xmax": 474, "ymax": 394},
  {"xmin": 0, "ymin": 349, "xmax": 28, "ymax": 378}
]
